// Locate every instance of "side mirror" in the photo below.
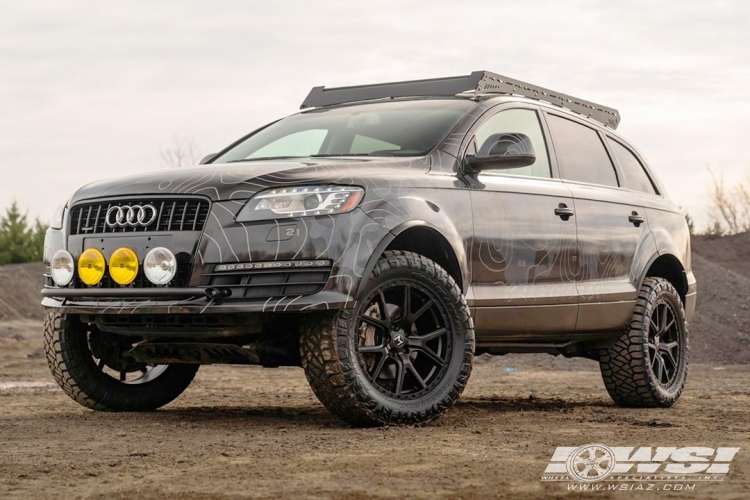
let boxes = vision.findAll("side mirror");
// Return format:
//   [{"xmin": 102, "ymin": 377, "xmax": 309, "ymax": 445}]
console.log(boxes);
[
  {"xmin": 199, "ymin": 153, "xmax": 217, "ymax": 165},
  {"xmin": 464, "ymin": 133, "xmax": 536, "ymax": 173}
]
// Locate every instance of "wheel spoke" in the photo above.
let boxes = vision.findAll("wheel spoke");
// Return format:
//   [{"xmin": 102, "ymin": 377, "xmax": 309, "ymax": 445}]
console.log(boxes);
[
  {"xmin": 97, "ymin": 358, "xmax": 106, "ymax": 369},
  {"xmin": 656, "ymin": 355, "xmax": 665, "ymax": 383},
  {"xmin": 660, "ymin": 341, "xmax": 679, "ymax": 351},
  {"xmin": 407, "ymin": 327, "xmax": 447, "ymax": 348},
  {"xmin": 402, "ymin": 354, "xmax": 426, "ymax": 389},
  {"xmin": 119, "ymin": 371, "xmax": 127, "ymax": 382},
  {"xmin": 370, "ymin": 353, "xmax": 390, "ymax": 380},
  {"xmin": 662, "ymin": 348, "xmax": 679, "ymax": 371},
  {"xmin": 377, "ymin": 291, "xmax": 391, "ymax": 324},
  {"xmin": 357, "ymin": 344, "xmax": 386, "ymax": 354},
  {"xmin": 402, "ymin": 285, "xmax": 411, "ymax": 323},
  {"xmin": 393, "ymin": 355, "xmax": 405, "ymax": 396},
  {"xmin": 649, "ymin": 317, "xmax": 659, "ymax": 334},
  {"xmin": 360, "ymin": 314, "xmax": 388, "ymax": 331},
  {"xmin": 412, "ymin": 345, "xmax": 444, "ymax": 366},
  {"xmin": 410, "ymin": 299, "xmax": 434, "ymax": 323},
  {"xmin": 660, "ymin": 304, "xmax": 669, "ymax": 334},
  {"xmin": 663, "ymin": 319, "xmax": 676, "ymax": 334}
]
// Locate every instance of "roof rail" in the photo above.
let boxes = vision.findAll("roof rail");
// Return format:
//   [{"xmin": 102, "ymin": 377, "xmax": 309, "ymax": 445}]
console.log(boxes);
[{"xmin": 300, "ymin": 71, "xmax": 620, "ymax": 129}]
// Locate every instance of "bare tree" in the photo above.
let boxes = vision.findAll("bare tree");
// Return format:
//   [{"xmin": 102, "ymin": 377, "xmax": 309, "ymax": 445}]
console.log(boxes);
[
  {"xmin": 707, "ymin": 167, "xmax": 750, "ymax": 235},
  {"xmin": 160, "ymin": 137, "xmax": 200, "ymax": 168}
]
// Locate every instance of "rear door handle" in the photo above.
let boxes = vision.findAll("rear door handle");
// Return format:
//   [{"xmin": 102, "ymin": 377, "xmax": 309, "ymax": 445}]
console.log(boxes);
[
  {"xmin": 554, "ymin": 204, "xmax": 575, "ymax": 221},
  {"xmin": 628, "ymin": 212, "xmax": 645, "ymax": 227}
]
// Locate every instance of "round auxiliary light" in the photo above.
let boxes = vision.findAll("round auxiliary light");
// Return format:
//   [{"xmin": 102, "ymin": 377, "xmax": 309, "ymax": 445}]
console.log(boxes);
[
  {"xmin": 78, "ymin": 248, "xmax": 106, "ymax": 286},
  {"xmin": 109, "ymin": 247, "xmax": 139, "ymax": 286},
  {"xmin": 143, "ymin": 247, "xmax": 177, "ymax": 285},
  {"xmin": 50, "ymin": 250, "xmax": 75, "ymax": 286}
]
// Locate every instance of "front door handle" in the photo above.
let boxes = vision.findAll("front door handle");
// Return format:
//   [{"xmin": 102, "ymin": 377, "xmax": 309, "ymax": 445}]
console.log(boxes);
[
  {"xmin": 554, "ymin": 203, "xmax": 575, "ymax": 221},
  {"xmin": 628, "ymin": 211, "xmax": 645, "ymax": 227}
]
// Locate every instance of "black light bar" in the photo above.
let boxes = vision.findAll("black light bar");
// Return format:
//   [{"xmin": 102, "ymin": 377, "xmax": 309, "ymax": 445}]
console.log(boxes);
[{"xmin": 300, "ymin": 71, "xmax": 620, "ymax": 129}]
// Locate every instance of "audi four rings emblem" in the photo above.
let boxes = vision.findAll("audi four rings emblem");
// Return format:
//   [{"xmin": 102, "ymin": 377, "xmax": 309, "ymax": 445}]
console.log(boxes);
[{"xmin": 105, "ymin": 205, "xmax": 158, "ymax": 228}]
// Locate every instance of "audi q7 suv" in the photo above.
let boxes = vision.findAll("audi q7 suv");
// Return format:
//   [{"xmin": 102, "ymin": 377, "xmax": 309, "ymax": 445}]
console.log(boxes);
[{"xmin": 42, "ymin": 71, "xmax": 696, "ymax": 426}]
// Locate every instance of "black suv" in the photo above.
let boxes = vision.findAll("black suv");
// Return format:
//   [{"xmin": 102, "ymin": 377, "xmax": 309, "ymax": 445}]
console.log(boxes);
[{"xmin": 42, "ymin": 71, "xmax": 696, "ymax": 426}]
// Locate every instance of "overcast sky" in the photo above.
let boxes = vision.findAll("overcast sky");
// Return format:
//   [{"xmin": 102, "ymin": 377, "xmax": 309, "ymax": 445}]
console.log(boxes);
[{"xmin": 1, "ymin": 0, "xmax": 748, "ymax": 229}]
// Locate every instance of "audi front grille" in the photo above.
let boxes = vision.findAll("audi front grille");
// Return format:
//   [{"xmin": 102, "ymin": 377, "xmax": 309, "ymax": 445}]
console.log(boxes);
[{"xmin": 69, "ymin": 198, "xmax": 210, "ymax": 235}]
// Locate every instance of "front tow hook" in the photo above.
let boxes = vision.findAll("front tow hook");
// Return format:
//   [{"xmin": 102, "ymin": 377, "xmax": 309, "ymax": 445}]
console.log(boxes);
[{"xmin": 204, "ymin": 287, "xmax": 233, "ymax": 300}]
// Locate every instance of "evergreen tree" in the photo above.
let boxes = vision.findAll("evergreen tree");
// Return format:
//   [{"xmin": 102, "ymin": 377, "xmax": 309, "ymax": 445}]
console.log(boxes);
[{"xmin": 0, "ymin": 201, "xmax": 48, "ymax": 265}]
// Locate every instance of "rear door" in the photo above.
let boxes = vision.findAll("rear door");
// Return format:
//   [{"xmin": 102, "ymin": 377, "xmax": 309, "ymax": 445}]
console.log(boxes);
[
  {"xmin": 466, "ymin": 105, "xmax": 580, "ymax": 339},
  {"xmin": 543, "ymin": 112, "xmax": 652, "ymax": 333}
]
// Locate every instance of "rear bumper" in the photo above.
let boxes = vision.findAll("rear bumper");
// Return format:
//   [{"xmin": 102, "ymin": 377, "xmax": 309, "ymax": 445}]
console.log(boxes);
[{"xmin": 685, "ymin": 270, "xmax": 697, "ymax": 323}]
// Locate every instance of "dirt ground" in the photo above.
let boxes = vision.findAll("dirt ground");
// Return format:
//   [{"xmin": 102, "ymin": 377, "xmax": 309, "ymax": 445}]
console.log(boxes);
[{"xmin": 1, "ymin": 320, "xmax": 749, "ymax": 500}]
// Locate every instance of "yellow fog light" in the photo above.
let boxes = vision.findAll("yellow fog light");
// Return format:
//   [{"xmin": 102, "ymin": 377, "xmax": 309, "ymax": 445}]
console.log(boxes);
[
  {"xmin": 78, "ymin": 248, "xmax": 106, "ymax": 286},
  {"xmin": 109, "ymin": 247, "xmax": 139, "ymax": 285}
]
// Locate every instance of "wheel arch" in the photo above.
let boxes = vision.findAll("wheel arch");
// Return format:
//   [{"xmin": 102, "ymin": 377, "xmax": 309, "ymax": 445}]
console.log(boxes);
[
  {"xmin": 640, "ymin": 252, "xmax": 688, "ymax": 303},
  {"xmin": 359, "ymin": 222, "xmax": 467, "ymax": 295}
]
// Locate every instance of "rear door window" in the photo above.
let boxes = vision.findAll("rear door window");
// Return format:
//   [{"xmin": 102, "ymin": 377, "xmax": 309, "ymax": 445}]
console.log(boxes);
[
  {"xmin": 546, "ymin": 114, "xmax": 618, "ymax": 187},
  {"xmin": 607, "ymin": 138, "xmax": 656, "ymax": 194}
]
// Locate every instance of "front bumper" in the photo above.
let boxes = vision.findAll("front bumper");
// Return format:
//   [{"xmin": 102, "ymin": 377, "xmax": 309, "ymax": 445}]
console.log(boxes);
[
  {"xmin": 42, "ymin": 204, "xmax": 389, "ymax": 315},
  {"xmin": 41, "ymin": 289, "xmax": 354, "ymax": 314}
]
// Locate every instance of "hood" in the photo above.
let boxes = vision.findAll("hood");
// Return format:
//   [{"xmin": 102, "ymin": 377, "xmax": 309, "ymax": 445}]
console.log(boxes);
[{"xmin": 69, "ymin": 157, "xmax": 429, "ymax": 204}]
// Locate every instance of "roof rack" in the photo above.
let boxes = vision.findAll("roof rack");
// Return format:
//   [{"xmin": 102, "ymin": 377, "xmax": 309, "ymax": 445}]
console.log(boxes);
[{"xmin": 300, "ymin": 71, "xmax": 620, "ymax": 129}]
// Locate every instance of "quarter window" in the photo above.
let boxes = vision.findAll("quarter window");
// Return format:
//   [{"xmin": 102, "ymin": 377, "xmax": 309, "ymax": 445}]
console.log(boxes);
[
  {"xmin": 546, "ymin": 114, "xmax": 618, "ymax": 187},
  {"xmin": 607, "ymin": 138, "xmax": 656, "ymax": 194},
  {"xmin": 472, "ymin": 109, "xmax": 551, "ymax": 178}
]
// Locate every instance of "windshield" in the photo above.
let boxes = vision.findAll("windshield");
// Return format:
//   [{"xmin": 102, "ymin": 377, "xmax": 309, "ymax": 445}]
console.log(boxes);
[{"xmin": 212, "ymin": 99, "xmax": 474, "ymax": 163}]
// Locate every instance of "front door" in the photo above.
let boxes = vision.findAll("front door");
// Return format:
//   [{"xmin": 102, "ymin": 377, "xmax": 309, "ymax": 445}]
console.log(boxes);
[{"xmin": 466, "ymin": 107, "xmax": 579, "ymax": 340}]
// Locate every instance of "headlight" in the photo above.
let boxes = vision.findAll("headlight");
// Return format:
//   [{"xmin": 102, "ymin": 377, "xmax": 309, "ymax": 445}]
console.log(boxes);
[
  {"xmin": 236, "ymin": 185, "xmax": 364, "ymax": 222},
  {"xmin": 50, "ymin": 202, "xmax": 67, "ymax": 230},
  {"xmin": 50, "ymin": 250, "xmax": 74, "ymax": 286},
  {"xmin": 143, "ymin": 247, "xmax": 177, "ymax": 285}
]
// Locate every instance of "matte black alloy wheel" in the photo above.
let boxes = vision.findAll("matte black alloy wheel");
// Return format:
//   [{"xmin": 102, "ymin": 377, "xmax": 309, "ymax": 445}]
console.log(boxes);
[
  {"xmin": 355, "ymin": 282, "xmax": 451, "ymax": 400},
  {"xmin": 599, "ymin": 277, "xmax": 689, "ymax": 408},
  {"xmin": 300, "ymin": 251, "xmax": 474, "ymax": 426},
  {"xmin": 647, "ymin": 301, "xmax": 681, "ymax": 387}
]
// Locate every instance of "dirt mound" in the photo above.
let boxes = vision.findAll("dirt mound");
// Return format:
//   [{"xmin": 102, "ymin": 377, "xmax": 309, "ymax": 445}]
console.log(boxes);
[
  {"xmin": 693, "ymin": 232, "xmax": 750, "ymax": 279},
  {"xmin": 0, "ymin": 263, "xmax": 45, "ymax": 321},
  {"xmin": 689, "ymin": 254, "xmax": 750, "ymax": 364}
]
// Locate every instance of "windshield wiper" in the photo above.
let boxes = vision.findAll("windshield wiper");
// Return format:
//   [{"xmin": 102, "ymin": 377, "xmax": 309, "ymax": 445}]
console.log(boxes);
[
  {"xmin": 226, "ymin": 153, "xmax": 405, "ymax": 163},
  {"xmin": 309, "ymin": 153, "xmax": 395, "ymax": 158},
  {"xmin": 226, "ymin": 156, "xmax": 308, "ymax": 163}
]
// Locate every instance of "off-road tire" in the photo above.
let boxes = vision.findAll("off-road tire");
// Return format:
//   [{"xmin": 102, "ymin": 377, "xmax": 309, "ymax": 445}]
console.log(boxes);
[
  {"xmin": 44, "ymin": 312, "xmax": 199, "ymax": 411},
  {"xmin": 599, "ymin": 277, "xmax": 689, "ymax": 407},
  {"xmin": 300, "ymin": 250, "xmax": 474, "ymax": 426}
]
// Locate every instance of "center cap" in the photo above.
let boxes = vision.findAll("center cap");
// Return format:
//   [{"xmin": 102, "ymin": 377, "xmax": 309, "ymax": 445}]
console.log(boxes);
[{"xmin": 391, "ymin": 331, "xmax": 406, "ymax": 349}]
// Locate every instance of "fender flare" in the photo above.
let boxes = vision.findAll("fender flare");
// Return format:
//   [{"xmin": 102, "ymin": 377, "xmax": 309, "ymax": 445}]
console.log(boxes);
[
  {"xmin": 637, "ymin": 250, "xmax": 687, "ymax": 298},
  {"xmin": 357, "ymin": 220, "xmax": 468, "ymax": 298}
]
